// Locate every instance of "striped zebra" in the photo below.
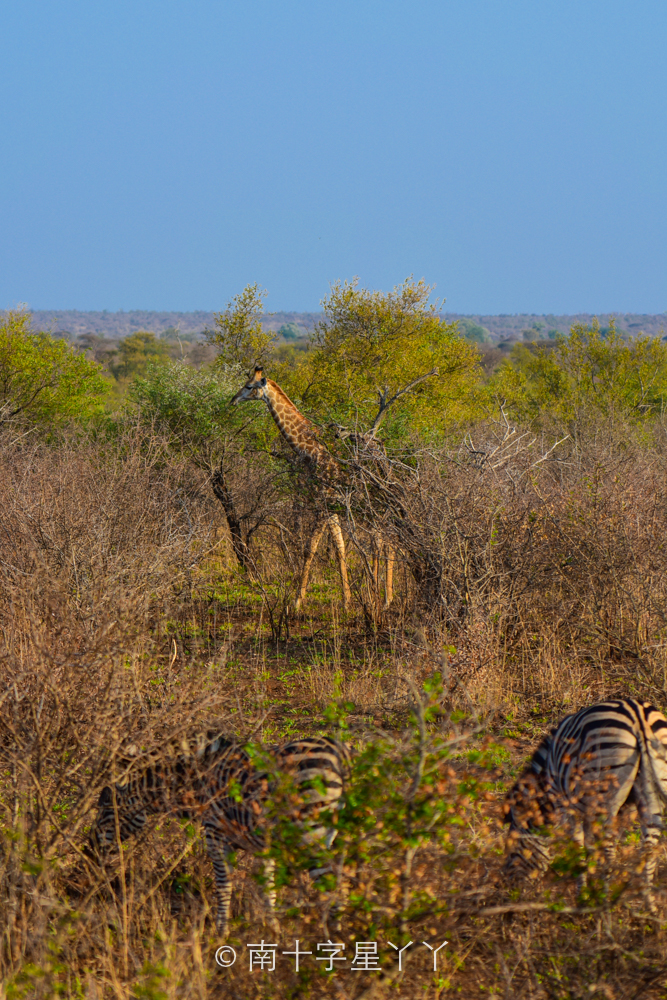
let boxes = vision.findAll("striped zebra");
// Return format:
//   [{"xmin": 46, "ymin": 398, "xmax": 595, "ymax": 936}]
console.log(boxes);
[
  {"xmin": 503, "ymin": 699, "xmax": 667, "ymax": 906},
  {"xmin": 88, "ymin": 733, "xmax": 351, "ymax": 934}
]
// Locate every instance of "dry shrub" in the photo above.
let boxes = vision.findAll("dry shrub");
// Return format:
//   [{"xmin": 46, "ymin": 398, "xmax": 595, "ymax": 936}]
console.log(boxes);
[
  {"xmin": 0, "ymin": 427, "xmax": 236, "ymax": 994},
  {"xmin": 0, "ymin": 420, "xmax": 666, "ymax": 997},
  {"xmin": 341, "ymin": 418, "xmax": 667, "ymax": 713}
]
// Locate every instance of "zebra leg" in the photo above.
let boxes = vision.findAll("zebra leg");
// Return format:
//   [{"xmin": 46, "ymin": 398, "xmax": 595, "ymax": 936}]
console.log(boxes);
[
  {"xmin": 573, "ymin": 819, "xmax": 588, "ymax": 894},
  {"xmin": 503, "ymin": 831, "xmax": 551, "ymax": 882},
  {"xmin": 603, "ymin": 835, "xmax": 617, "ymax": 866},
  {"xmin": 204, "ymin": 827, "xmax": 234, "ymax": 936},
  {"xmin": 306, "ymin": 827, "xmax": 345, "ymax": 931},
  {"xmin": 262, "ymin": 857, "xmax": 280, "ymax": 933},
  {"xmin": 596, "ymin": 828, "xmax": 619, "ymax": 904},
  {"xmin": 325, "ymin": 827, "xmax": 338, "ymax": 850},
  {"xmin": 640, "ymin": 820, "xmax": 662, "ymax": 913},
  {"xmin": 308, "ymin": 828, "xmax": 338, "ymax": 879},
  {"xmin": 634, "ymin": 769, "xmax": 664, "ymax": 912}
]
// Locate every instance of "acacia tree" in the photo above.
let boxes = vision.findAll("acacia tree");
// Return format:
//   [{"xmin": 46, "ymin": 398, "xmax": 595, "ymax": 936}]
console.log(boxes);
[
  {"xmin": 205, "ymin": 283, "xmax": 276, "ymax": 370},
  {"xmin": 127, "ymin": 286, "xmax": 283, "ymax": 570},
  {"xmin": 0, "ymin": 310, "xmax": 109, "ymax": 427},
  {"xmin": 283, "ymin": 277, "xmax": 481, "ymax": 444},
  {"xmin": 262, "ymin": 279, "xmax": 482, "ymax": 612}
]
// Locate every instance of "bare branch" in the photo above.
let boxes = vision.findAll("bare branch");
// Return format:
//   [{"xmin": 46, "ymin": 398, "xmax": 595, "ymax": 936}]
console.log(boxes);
[{"xmin": 370, "ymin": 368, "xmax": 439, "ymax": 434}]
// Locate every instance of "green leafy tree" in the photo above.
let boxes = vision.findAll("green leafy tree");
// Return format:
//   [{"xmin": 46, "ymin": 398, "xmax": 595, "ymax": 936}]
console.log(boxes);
[
  {"xmin": 206, "ymin": 283, "xmax": 276, "ymax": 370},
  {"xmin": 283, "ymin": 278, "xmax": 481, "ymax": 442},
  {"xmin": 129, "ymin": 360, "xmax": 244, "ymax": 457},
  {"xmin": 521, "ymin": 320, "xmax": 545, "ymax": 341},
  {"xmin": 0, "ymin": 309, "xmax": 109, "ymax": 426},
  {"xmin": 130, "ymin": 360, "xmax": 277, "ymax": 570},
  {"xmin": 109, "ymin": 331, "xmax": 171, "ymax": 381},
  {"xmin": 492, "ymin": 320, "xmax": 667, "ymax": 427}
]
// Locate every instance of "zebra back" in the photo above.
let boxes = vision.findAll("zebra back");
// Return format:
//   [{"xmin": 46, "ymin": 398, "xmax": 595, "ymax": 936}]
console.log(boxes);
[
  {"xmin": 193, "ymin": 734, "xmax": 351, "ymax": 851},
  {"xmin": 503, "ymin": 698, "xmax": 667, "ymax": 879},
  {"xmin": 273, "ymin": 735, "xmax": 351, "ymax": 809},
  {"xmin": 89, "ymin": 733, "xmax": 351, "ymax": 855}
]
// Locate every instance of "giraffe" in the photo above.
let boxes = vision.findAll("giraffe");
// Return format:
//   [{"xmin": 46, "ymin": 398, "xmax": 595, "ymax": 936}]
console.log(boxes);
[
  {"xmin": 232, "ymin": 367, "xmax": 351, "ymax": 611},
  {"xmin": 231, "ymin": 367, "xmax": 394, "ymax": 612}
]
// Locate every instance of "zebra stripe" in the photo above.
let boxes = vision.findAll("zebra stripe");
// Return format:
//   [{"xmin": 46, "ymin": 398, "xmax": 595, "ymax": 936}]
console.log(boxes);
[
  {"xmin": 89, "ymin": 734, "xmax": 351, "ymax": 934},
  {"xmin": 503, "ymin": 699, "xmax": 667, "ymax": 904}
]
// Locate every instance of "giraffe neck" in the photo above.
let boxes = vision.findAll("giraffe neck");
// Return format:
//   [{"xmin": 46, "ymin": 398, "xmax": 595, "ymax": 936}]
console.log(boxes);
[{"xmin": 263, "ymin": 380, "xmax": 338, "ymax": 477}]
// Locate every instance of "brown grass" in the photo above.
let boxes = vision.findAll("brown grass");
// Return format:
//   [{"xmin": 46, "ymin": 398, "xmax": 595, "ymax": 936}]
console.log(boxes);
[{"xmin": 1, "ymin": 419, "xmax": 667, "ymax": 998}]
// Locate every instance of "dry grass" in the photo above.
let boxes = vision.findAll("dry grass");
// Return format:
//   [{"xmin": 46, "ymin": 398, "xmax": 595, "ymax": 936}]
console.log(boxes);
[{"xmin": 2, "ymin": 420, "xmax": 667, "ymax": 998}]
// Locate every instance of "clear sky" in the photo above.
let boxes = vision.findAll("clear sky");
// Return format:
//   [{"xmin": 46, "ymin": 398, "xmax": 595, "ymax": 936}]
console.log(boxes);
[{"xmin": 1, "ymin": 1, "xmax": 665, "ymax": 314}]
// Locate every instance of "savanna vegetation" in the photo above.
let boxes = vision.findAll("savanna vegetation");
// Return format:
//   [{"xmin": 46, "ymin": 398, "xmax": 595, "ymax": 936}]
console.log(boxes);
[{"xmin": 3, "ymin": 283, "xmax": 667, "ymax": 998}]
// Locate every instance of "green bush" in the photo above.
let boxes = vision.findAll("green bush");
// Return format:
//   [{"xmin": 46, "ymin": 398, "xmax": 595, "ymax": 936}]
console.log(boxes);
[
  {"xmin": 456, "ymin": 318, "xmax": 492, "ymax": 344},
  {"xmin": 0, "ymin": 309, "xmax": 109, "ymax": 427},
  {"xmin": 129, "ymin": 359, "xmax": 244, "ymax": 452},
  {"xmin": 491, "ymin": 319, "xmax": 667, "ymax": 428}
]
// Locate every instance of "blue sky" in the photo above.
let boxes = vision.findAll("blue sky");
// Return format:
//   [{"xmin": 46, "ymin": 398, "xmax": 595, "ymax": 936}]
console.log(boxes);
[{"xmin": 1, "ymin": 0, "xmax": 665, "ymax": 314}]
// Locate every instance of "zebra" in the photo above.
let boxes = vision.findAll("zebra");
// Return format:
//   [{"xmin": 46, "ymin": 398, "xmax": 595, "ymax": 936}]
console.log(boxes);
[
  {"xmin": 503, "ymin": 699, "xmax": 667, "ymax": 906},
  {"xmin": 88, "ymin": 733, "xmax": 351, "ymax": 934}
]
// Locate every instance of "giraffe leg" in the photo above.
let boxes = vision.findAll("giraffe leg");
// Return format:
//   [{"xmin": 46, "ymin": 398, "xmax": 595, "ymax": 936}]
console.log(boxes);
[
  {"xmin": 204, "ymin": 826, "xmax": 234, "ymax": 936},
  {"xmin": 295, "ymin": 521, "xmax": 328, "ymax": 612},
  {"xmin": 370, "ymin": 532, "xmax": 394, "ymax": 610},
  {"xmin": 372, "ymin": 532, "xmax": 381, "ymax": 592},
  {"xmin": 384, "ymin": 543, "xmax": 395, "ymax": 609},
  {"xmin": 327, "ymin": 515, "xmax": 351, "ymax": 611}
]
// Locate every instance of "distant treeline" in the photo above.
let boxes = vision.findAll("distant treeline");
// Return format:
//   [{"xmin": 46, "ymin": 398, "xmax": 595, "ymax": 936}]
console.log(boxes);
[
  {"xmin": 27, "ymin": 308, "xmax": 667, "ymax": 343},
  {"xmin": 27, "ymin": 309, "xmax": 321, "ymax": 341}
]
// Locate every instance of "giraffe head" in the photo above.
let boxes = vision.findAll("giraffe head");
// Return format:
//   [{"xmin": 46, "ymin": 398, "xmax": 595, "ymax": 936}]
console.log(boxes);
[
  {"xmin": 231, "ymin": 366, "xmax": 338, "ymax": 474},
  {"xmin": 231, "ymin": 367, "xmax": 269, "ymax": 405}
]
